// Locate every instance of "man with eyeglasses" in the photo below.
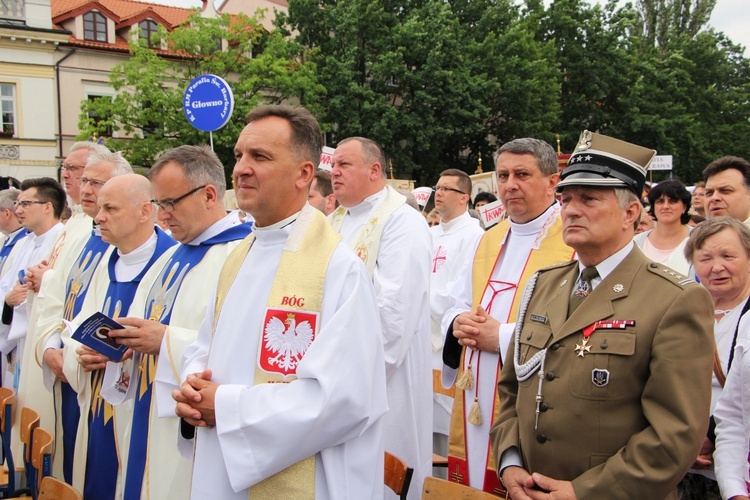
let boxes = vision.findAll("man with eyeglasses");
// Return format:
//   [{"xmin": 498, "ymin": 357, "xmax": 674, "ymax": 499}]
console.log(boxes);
[
  {"xmin": 429, "ymin": 169, "xmax": 483, "ymax": 468},
  {"xmin": 96, "ymin": 145, "xmax": 251, "ymax": 500},
  {"xmin": 0, "ymin": 178, "xmax": 66, "ymax": 391},
  {"xmin": 28, "ymin": 142, "xmax": 112, "ymax": 292},
  {"xmin": 330, "ymin": 136, "xmax": 432, "ymax": 498},
  {"xmin": 438, "ymin": 138, "xmax": 574, "ymax": 495},
  {"xmin": 26, "ymin": 149, "xmax": 132, "ymax": 483}
]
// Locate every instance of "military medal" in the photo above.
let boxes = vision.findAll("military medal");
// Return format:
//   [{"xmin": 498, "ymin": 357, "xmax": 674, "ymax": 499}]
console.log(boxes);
[
  {"xmin": 575, "ymin": 320, "xmax": 636, "ymax": 358},
  {"xmin": 575, "ymin": 337, "xmax": 592, "ymax": 357}
]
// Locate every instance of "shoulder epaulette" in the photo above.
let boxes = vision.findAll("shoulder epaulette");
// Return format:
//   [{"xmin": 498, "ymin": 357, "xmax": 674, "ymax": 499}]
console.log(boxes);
[
  {"xmin": 646, "ymin": 262, "xmax": 695, "ymax": 288},
  {"xmin": 537, "ymin": 260, "xmax": 577, "ymax": 273}
]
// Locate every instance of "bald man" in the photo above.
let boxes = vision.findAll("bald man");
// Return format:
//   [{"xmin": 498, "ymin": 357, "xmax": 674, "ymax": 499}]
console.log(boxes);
[
  {"xmin": 22, "ymin": 150, "xmax": 131, "ymax": 482},
  {"xmin": 61, "ymin": 174, "xmax": 176, "ymax": 499}
]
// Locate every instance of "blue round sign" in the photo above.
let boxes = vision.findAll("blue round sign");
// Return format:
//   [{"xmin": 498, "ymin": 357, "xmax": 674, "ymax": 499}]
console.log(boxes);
[{"xmin": 183, "ymin": 74, "xmax": 235, "ymax": 132}]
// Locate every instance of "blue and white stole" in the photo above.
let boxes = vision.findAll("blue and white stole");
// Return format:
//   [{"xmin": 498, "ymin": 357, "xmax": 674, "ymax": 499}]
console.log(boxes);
[
  {"xmin": 61, "ymin": 228, "xmax": 109, "ymax": 484},
  {"xmin": 0, "ymin": 227, "xmax": 27, "ymax": 273},
  {"xmin": 123, "ymin": 223, "xmax": 251, "ymax": 500},
  {"xmin": 85, "ymin": 229, "xmax": 175, "ymax": 500}
]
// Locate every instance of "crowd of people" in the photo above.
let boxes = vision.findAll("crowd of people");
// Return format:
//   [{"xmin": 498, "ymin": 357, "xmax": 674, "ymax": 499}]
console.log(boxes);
[{"xmin": 0, "ymin": 105, "xmax": 748, "ymax": 500}]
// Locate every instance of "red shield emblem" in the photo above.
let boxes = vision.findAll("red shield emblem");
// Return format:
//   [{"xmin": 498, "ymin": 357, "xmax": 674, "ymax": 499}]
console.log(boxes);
[{"xmin": 259, "ymin": 308, "xmax": 318, "ymax": 379}]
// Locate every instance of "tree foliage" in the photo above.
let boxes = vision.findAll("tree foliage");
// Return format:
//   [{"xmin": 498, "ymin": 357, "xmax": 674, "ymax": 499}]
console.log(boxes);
[
  {"xmin": 79, "ymin": 12, "xmax": 324, "ymax": 174},
  {"xmin": 79, "ymin": 0, "xmax": 750, "ymax": 185}
]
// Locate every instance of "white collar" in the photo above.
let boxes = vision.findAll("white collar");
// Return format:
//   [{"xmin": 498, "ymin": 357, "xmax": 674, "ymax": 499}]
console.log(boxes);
[
  {"xmin": 438, "ymin": 210, "xmax": 476, "ymax": 233},
  {"xmin": 253, "ymin": 211, "xmax": 299, "ymax": 246},
  {"xmin": 118, "ymin": 231, "xmax": 157, "ymax": 265},
  {"xmin": 345, "ymin": 187, "xmax": 387, "ymax": 217},
  {"xmin": 508, "ymin": 202, "xmax": 560, "ymax": 237},
  {"xmin": 185, "ymin": 213, "xmax": 240, "ymax": 246},
  {"xmin": 578, "ymin": 241, "xmax": 635, "ymax": 282},
  {"xmin": 31, "ymin": 222, "xmax": 64, "ymax": 248}
]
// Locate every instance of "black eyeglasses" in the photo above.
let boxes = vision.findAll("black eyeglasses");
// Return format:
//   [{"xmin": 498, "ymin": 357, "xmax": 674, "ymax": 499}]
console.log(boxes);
[
  {"xmin": 432, "ymin": 185, "xmax": 465, "ymax": 195},
  {"xmin": 151, "ymin": 185, "xmax": 206, "ymax": 213},
  {"xmin": 14, "ymin": 200, "xmax": 48, "ymax": 209}
]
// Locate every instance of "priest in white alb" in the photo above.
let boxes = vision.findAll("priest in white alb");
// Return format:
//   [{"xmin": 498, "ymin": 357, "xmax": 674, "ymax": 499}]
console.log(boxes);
[
  {"xmin": 440, "ymin": 138, "xmax": 574, "ymax": 494},
  {"xmin": 61, "ymin": 175, "xmax": 176, "ymax": 499},
  {"xmin": 429, "ymin": 168, "xmax": 484, "ymax": 463},
  {"xmin": 174, "ymin": 105, "xmax": 388, "ymax": 500},
  {"xmin": 329, "ymin": 136, "xmax": 432, "ymax": 499},
  {"xmin": 99, "ymin": 145, "xmax": 251, "ymax": 500}
]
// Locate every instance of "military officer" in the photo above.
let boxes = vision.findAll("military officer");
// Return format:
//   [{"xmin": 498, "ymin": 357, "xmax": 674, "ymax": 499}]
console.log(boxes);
[{"xmin": 490, "ymin": 132, "xmax": 715, "ymax": 500}]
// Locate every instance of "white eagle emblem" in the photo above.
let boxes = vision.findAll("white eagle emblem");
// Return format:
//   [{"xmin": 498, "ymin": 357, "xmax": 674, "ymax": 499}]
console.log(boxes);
[{"xmin": 262, "ymin": 312, "xmax": 315, "ymax": 376}]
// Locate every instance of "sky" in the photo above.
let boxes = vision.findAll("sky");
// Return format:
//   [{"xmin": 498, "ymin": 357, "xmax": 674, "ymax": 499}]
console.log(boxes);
[{"xmin": 153, "ymin": 0, "xmax": 749, "ymax": 56}]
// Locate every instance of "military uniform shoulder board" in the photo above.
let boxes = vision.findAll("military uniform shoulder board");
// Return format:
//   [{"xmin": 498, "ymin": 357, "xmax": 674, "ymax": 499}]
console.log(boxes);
[
  {"xmin": 537, "ymin": 260, "xmax": 578, "ymax": 274},
  {"xmin": 646, "ymin": 262, "xmax": 695, "ymax": 288}
]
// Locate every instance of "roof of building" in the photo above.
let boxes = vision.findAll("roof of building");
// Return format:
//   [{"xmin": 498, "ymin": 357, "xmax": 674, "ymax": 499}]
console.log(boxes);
[
  {"xmin": 50, "ymin": 0, "xmax": 200, "ymax": 53},
  {"xmin": 51, "ymin": 0, "xmax": 195, "ymax": 28}
]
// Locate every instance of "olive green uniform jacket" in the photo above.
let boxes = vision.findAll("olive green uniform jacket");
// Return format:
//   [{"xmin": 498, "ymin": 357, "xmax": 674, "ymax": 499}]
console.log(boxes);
[{"xmin": 491, "ymin": 246, "xmax": 714, "ymax": 500}]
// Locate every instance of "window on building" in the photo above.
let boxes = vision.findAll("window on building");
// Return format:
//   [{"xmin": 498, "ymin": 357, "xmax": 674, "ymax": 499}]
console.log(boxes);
[
  {"xmin": 83, "ymin": 11, "xmax": 107, "ymax": 42},
  {"xmin": 87, "ymin": 95, "xmax": 113, "ymax": 137},
  {"xmin": 0, "ymin": 84, "xmax": 16, "ymax": 137},
  {"xmin": 138, "ymin": 19, "xmax": 159, "ymax": 47}
]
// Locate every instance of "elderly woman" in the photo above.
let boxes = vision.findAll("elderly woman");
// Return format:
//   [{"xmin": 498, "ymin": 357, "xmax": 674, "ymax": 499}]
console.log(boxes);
[
  {"xmin": 634, "ymin": 179, "xmax": 693, "ymax": 276},
  {"xmin": 682, "ymin": 217, "xmax": 750, "ymax": 499}
]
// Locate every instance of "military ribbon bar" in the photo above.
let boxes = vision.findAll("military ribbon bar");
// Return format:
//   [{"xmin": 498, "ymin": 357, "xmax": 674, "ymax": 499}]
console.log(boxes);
[{"xmin": 582, "ymin": 319, "xmax": 635, "ymax": 339}]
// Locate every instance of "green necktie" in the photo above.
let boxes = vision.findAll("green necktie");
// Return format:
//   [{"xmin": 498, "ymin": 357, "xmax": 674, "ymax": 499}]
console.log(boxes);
[{"xmin": 568, "ymin": 266, "xmax": 599, "ymax": 317}]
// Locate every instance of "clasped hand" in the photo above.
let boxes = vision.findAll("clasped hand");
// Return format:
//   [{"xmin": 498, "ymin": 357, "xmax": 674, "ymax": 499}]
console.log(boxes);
[{"xmin": 173, "ymin": 369, "xmax": 218, "ymax": 428}]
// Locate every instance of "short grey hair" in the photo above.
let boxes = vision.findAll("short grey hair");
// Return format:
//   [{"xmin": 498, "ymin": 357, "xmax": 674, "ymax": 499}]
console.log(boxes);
[
  {"xmin": 685, "ymin": 216, "xmax": 750, "ymax": 263},
  {"xmin": 0, "ymin": 189, "xmax": 19, "ymax": 210},
  {"xmin": 494, "ymin": 138, "xmax": 558, "ymax": 177},
  {"xmin": 86, "ymin": 150, "xmax": 133, "ymax": 177},
  {"xmin": 69, "ymin": 141, "xmax": 110, "ymax": 158},
  {"xmin": 149, "ymin": 145, "xmax": 226, "ymax": 200}
]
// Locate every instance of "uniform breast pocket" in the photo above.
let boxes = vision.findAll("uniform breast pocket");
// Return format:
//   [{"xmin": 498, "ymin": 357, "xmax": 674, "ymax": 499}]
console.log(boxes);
[
  {"xmin": 569, "ymin": 331, "xmax": 636, "ymax": 400},
  {"xmin": 517, "ymin": 324, "xmax": 553, "ymax": 388}
]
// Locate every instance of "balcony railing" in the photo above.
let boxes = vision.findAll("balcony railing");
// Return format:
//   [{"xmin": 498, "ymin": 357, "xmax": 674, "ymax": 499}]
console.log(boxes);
[{"xmin": 0, "ymin": 0, "xmax": 25, "ymax": 21}]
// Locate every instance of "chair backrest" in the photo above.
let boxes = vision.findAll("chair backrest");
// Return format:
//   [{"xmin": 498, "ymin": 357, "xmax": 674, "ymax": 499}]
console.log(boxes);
[
  {"xmin": 0, "ymin": 387, "xmax": 14, "ymax": 434},
  {"xmin": 30, "ymin": 427, "xmax": 54, "ymax": 492},
  {"xmin": 38, "ymin": 476, "xmax": 82, "ymax": 500},
  {"xmin": 421, "ymin": 477, "xmax": 503, "ymax": 499},
  {"xmin": 384, "ymin": 451, "xmax": 414, "ymax": 500},
  {"xmin": 0, "ymin": 387, "xmax": 16, "ymax": 494},
  {"xmin": 20, "ymin": 407, "xmax": 40, "ymax": 463}
]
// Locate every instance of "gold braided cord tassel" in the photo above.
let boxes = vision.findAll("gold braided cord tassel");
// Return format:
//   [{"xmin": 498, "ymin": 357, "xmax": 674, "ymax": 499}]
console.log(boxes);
[
  {"xmin": 468, "ymin": 398, "xmax": 483, "ymax": 426},
  {"xmin": 455, "ymin": 365, "xmax": 474, "ymax": 391}
]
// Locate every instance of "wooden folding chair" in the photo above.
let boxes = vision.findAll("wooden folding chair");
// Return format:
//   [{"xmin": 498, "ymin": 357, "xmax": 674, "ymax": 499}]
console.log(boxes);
[
  {"xmin": 0, "ymin": 387, "xmax": 16, "ymax": 496},
  {"xmin": 384, "ymin": 451, "xmax": 414, "ymax": 500},
  {"xmin": 38, "ymin": 476, "xmax": 82, "ymax": 500},
  {"xmin": 432, "ymin": 453, "xmax": 448, "ymax": 468},
  {"xmin": 12, "ymin": 407, "xmax": 41, "ymax": 497},
  {"xmin": 422, "ymin": 476, "xmax": 505, "ymax": 499},
  {"xmin": 30, "ymin": 427, "xmax": 54, "ymax": 497}
]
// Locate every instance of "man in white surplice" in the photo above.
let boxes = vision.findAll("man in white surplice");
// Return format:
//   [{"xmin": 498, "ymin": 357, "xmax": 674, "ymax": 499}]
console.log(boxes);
[
  {"xmin": 101, "ymin": 145, "xmax": 251, "ymax": 500},
  {"xmin": 175, "ymin": 105, "xmax": 388, "ymax": 499},
  {"xmin": 329, "ymin": 137, "xmax": 432, "ymax": 499},
  {"xmin": 429, "ymin": 168, "xmax": 483, "ymax": 461},
  {"xmin": 1, "ymin": 178, "xmax": 66, "ymax": 388},
  {"xmin": 440, "ymin": 139, "xmax": 574, "ymax": 494}
]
